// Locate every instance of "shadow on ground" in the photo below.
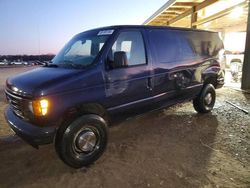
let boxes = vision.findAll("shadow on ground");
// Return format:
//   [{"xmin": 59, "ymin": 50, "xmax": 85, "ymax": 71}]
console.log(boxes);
[{"xmin": 0, "ymin": 109, "xmax": 219, "ymax": 188}]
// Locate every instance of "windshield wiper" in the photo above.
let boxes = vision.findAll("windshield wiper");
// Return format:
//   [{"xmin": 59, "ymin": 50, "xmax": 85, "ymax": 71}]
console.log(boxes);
[
  {"xmin": 44, "ymin": 62, "xmax": 58, "ymax": 68},
  {"xmin": 59, "ymin": 60, "xmax": 87, "ymax": 69},
  {"xmin": 43, "ymin": 60, "xmax": 58, "ymax": 67}
]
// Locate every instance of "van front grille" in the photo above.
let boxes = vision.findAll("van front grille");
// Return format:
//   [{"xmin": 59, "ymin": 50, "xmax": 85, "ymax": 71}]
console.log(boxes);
[{"xmin": 5, "ymin": 90, "xmax": 26, "ymax": 119}]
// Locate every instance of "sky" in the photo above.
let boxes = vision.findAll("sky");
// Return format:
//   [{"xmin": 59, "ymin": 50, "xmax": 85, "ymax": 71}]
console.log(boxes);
[{"xmin": 0, "ymin": 0, "xmax": 167, "ymax": 55}]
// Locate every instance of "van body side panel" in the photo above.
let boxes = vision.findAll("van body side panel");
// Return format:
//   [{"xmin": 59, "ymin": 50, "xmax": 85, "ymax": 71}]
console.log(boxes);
[
  {"xmin": 147, "ymin": 29, "xmax": 201, "ymax": 102},
  {"xmin": 183, "ymin": 31, "xmax": 224, "ymax": 92},
  {"xmin": 147, "ymin": 29, "xmax": 223, "ymax": 102}
]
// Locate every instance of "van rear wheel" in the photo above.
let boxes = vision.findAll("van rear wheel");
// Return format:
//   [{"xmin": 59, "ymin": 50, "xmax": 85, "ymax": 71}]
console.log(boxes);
[
  {"xmin": 193, "ymin": 84, "xmax": 216, "ymax": 113},
  {"xmin": 55, "ymin": 114, "xmax": 108, "ymax": 168}
]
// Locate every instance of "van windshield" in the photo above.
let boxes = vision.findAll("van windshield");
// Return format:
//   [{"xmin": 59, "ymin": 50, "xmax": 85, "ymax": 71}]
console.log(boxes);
[{"xmin": 51, "ymin": 31, "xmax": 111, "ymax": 68}]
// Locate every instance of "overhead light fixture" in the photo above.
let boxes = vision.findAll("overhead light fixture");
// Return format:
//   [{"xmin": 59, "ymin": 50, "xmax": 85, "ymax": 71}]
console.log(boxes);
[
  {"xmin": 230, "ymin": 7, "xmax": 244, "ymax": 18},
  {"xmin": 203, "ymin": 22, "xmax": 211, "ymax": 27}
]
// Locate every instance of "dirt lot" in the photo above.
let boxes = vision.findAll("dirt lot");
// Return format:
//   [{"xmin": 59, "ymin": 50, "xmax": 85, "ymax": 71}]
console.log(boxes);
[{"xmin": 0, "ymin": 67, "xmax": 249, "ymax": 188}]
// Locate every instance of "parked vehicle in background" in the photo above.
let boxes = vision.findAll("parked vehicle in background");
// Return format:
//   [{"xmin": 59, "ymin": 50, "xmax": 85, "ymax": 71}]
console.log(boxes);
[
  {"xmin": 26, "ymin": 60, "xmax": 44, "ymax": 66},
  {"xmin": 5, "ymin": 25, "xmax": 224, "ymax": 168},
  {"xmin": 12, "ymin": 61, "xmax": 28, "ymax": 65},
  {"xmin": 0, "ymin": 60, "xmax": 11, "ymax": 66},
  {"xmin": 225, "ymin": 51, "xmax": 244, "ymax": 69},
  {"xmin": 0, "ymin": 59, "xmax": 9, "ymax": 66},
  {"xmin": 230, "ymin": 58, "xmax": 242, "ymax": 82},
  {"xmin": 32, "ymin": 60, "xmax": 45, "ymax": 65}
]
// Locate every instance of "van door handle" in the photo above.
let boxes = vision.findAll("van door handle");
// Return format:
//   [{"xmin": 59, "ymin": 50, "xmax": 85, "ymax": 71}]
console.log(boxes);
[{"xmin": 147, "ymin": 77, "xmax": 153, "ymax": 91}]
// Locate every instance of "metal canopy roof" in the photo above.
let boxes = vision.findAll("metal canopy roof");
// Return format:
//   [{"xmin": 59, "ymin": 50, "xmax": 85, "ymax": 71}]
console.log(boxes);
[{"xmin": 144, "ymin": 0, "xmax": 249, "ymax": 32}]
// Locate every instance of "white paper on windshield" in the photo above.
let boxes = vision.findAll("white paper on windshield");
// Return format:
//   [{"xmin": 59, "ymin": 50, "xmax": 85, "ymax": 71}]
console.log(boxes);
[{"xmin": 98, "ymin": 30, "xmax": 114, "ymax": 36}]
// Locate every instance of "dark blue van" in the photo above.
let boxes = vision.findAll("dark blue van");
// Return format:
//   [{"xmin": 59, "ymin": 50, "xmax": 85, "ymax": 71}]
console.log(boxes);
[{"xmin": 5, "ymin": 25, "xmax": 224, "ymax": 168}]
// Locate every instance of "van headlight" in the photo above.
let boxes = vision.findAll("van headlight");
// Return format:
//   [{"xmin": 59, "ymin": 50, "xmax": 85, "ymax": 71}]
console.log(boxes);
[{"xmin": 30, "ymin": 98, "xmax": 49, "ymax": 116}]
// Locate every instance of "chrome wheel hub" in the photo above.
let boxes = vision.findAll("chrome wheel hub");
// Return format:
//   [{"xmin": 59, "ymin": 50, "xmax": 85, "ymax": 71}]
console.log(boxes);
[
  {"xmin": 75, "ymin": 130, "xmax": 97, "ymax": 152},
  {"xmin": 204, "ymin": 93, "xmax": 212, "ymax": 105}
]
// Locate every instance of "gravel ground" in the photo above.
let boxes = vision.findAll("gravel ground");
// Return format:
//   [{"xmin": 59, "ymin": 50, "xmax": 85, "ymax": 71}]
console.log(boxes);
[{"xmin": 0, "ymin": 67, "xmax": 249, "ymax": 188}]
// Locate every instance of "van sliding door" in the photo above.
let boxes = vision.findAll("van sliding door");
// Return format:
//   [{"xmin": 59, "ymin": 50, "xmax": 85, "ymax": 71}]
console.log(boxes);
[{"xmin": 148, "ymin": 29, "xmax": 197, "ymax": 102}]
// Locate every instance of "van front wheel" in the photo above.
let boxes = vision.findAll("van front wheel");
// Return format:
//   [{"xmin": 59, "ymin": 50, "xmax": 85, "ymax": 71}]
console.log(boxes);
[
  {"xmin": 55, "ymin": 114, "xmax": 108, "ymax": 168},
  {"xmin": 193, "ymin": 84, "xmax": 216, "ymax": 113}
]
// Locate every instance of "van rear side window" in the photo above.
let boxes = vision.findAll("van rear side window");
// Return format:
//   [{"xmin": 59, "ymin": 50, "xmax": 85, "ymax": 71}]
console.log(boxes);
[
  {"xmin": 149, "ymin": 30, "xmax": 195, "ymax": 64},
  {"xmin": 177, "ymin": 34, "xmax": 195, "ymax": 59},
  {"xmin": 149, "ymin": 30, "xmax": 179, "ymax": 63}
]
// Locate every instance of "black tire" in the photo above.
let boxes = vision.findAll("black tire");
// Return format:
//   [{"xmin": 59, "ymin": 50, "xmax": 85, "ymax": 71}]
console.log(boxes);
[
  {"xmin": 193, "ymin": 84, "xmax": 216, "ymax": 113},
  {"xmin": 55, "ymin": 114, "xmax": 108, "ymax": 168}
]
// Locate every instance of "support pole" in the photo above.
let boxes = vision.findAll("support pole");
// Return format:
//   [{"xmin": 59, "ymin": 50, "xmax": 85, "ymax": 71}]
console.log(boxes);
[
  {"xmin": 191, "ymin": 6, "xmax": 198, "ymax": 28},
  {"xmin": 242, "ymin": 1, "xmax": 250, "ymax": 90}
]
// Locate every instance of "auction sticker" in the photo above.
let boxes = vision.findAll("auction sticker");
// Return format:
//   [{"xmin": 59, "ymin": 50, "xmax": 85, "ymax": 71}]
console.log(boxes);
[{"xmin": 98, "ymin": 30, "xmax": 114, "ymax": 35}]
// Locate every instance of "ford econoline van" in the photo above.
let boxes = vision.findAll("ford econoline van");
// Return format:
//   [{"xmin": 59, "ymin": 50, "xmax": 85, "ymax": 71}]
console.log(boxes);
[{"xmin": 5, "ymin": 25, "xmax": 224, "ymax": 168}]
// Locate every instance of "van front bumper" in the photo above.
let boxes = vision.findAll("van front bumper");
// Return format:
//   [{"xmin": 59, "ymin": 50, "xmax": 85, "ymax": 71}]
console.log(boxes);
[{"xmin": 4, "ymin": 106, "xmax": 56, "ymax": 148}]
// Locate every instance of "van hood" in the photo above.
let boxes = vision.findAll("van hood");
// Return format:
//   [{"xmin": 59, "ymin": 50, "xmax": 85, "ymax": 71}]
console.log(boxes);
[{"xmin": 6, "ymin": 67, "xmax": 83, "ymax": 97}]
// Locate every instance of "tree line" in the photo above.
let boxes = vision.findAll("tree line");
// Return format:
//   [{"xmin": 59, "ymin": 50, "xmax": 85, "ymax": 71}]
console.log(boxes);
[{"xmin": 0, "ymin": 54, "xmax": 55, "ymax": 62}]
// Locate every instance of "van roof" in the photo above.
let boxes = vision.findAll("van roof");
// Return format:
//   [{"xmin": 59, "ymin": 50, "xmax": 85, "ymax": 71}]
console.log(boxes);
[{"xmin": 85, "ymin": 25, "xmax": 217, "ymax": 34}]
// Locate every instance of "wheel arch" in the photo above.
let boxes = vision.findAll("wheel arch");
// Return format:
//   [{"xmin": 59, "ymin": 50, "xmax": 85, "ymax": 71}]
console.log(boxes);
[
  {"xmin": 204, "ymin": 75, "xmax": 217, "ymax": 88},
  {"xmin": 202, "ymin": 67, "xmax": 219, "ymax": 88},
  {"xmin": 61, "ymin": 102, "xmax": 110, "ymax": 124}
]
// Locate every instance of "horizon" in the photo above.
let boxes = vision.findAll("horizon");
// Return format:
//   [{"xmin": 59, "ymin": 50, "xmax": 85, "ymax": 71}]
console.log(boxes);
[
  {"xmin": 0, "ymin": 0, "xmax": 167, "ymax": 55},
  {"xmin": 0, "ymin": 53, "xmax": 55, "ymax": 56}
]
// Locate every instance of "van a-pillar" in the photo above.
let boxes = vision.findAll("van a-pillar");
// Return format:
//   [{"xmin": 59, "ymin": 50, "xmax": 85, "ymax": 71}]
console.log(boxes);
[{"xmin": 242, "ymin": 0, "xmax": 250, "ymax": 90}]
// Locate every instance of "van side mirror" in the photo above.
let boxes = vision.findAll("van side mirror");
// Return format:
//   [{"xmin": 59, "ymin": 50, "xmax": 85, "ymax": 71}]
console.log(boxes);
[{"xmin": 112, "ymin": 51, "xmax": 128, "ymax": 68}]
